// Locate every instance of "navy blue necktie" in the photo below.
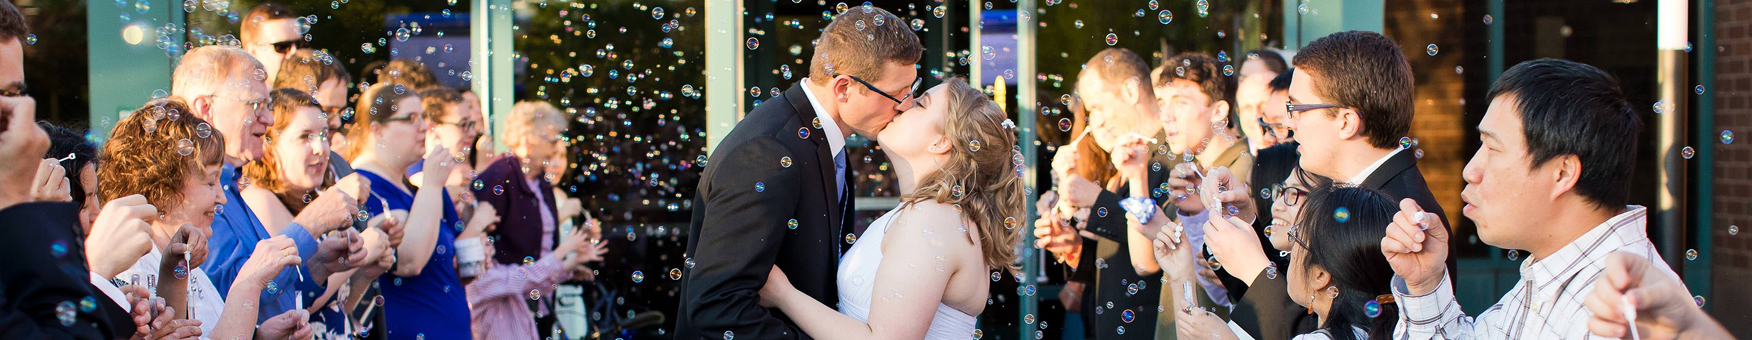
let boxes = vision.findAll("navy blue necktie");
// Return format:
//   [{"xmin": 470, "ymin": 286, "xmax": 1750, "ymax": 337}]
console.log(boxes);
[{"xmin": 834, "ymin": 151, "xmax": 847, "ymax": 204}]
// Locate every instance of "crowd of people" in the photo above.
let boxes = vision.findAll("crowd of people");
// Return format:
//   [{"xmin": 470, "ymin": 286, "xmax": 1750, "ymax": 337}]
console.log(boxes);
[
  {"xmin": 1029, "ymin": 26, "xmax": 1734, "ymax": 340},
  {"xmin": 0, "ymin": 0, "xmax": 1742, "ymax": 339},
  {"xmin": 0, "ymin": 2, "xmax": 610, "ymax": 339}
]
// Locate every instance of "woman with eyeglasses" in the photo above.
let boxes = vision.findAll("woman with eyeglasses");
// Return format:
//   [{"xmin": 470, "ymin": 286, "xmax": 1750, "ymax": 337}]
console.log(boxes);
[
  {"xmin": 1139, "ymin": 164, "xmax": 1331, "ymax": 340},
  {"xmin": 344, "ymin": 83, "xmax": 470, "ymax": 340},
  {"xmin": 1281, "ymin": 186, "xmax": 1401, "ymax": 340},
  {"xmin": 1154, "ymin": 183, "xmax": 1399, "ymax": 340}
]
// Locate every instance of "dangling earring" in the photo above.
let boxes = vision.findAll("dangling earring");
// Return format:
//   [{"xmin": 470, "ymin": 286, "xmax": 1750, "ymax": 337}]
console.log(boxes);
[{"xmin": 1307, "ymin": 294, "xmax": 1315, "ymax": 315}]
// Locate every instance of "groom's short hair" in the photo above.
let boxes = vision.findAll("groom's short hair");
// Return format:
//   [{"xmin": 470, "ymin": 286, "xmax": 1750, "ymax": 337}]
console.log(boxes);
[{"xmin": 808, "ymin": 6, "xmax": 923, "ymax": 86}]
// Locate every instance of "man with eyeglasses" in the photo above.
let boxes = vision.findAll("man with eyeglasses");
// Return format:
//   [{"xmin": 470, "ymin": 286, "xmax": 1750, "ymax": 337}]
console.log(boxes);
[
  {"xmin": 1192, "ymin": 30, "xmax": 1448, "ymax": 340},
  {"xmin": 408, "ymin": 86, "xmax": 477, "ymax": 187},
  {"xmin": 1256, "ymin": 70, "xmax": 1296, "ymax": 148},
  {"xmin": 174, "ymin": 46, "xmax": 371, "ymax": 330},
  {"xmin": 676, "ymin": 5, "xmax": 923, "ymax": 339},
  {"xmin": 241, "ymin": 3, "xmax": 305, "ymax": 86}
]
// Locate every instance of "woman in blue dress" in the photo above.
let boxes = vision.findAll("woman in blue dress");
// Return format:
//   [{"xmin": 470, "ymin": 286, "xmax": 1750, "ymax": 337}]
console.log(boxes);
[{"xmin": 343, "ymin": 83, "xmax": 470, "ymax": 339}]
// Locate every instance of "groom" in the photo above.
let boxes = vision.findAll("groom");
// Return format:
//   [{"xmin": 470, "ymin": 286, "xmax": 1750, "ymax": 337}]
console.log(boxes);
[{"xmin": 676, "ymin": 6, "xmax": 924, "ymax": 339}]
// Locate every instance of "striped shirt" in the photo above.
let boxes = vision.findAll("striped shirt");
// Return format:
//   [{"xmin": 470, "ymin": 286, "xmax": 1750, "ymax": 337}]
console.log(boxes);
[{"xmin": 1390, "ymin": 206, "xmax": 1682, "ymax": 339}]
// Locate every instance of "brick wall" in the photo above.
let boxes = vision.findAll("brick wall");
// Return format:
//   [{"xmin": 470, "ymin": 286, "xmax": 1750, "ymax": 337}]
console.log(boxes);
[
  {"xmin": 1713, "ymin": 0, "xmax": 1752, "ymax": 336},
  {"xmin": 1384, "ymin": 0, "xmax": 1467, "ymax": 238}
]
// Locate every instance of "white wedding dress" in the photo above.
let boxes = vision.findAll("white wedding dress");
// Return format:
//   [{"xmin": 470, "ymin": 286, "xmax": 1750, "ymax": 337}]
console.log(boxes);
[{"xmin": 836, "ymin": 207, "xmax": 979, "ymax": 339}]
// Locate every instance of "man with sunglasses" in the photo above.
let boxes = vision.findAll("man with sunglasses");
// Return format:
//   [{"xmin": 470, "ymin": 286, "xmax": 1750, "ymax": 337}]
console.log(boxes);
[
  {"xmin": 676, "ymin": 6, "xmax": 923, "ymax": 339},
  {"xmin": 241, "ymin": 3, "xmax": 305, "ymax": 86}
]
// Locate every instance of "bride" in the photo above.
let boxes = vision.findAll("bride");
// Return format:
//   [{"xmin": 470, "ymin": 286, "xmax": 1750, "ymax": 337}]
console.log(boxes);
[{"xmin": 758, "ymin": 78, "xmax": 1024, "ymax": 339}]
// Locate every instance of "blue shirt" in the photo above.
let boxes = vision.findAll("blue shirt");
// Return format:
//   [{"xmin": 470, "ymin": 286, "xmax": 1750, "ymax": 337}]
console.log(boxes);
[
  {"xmin": 202, "ymin": 162, "xmax": 322, "ymax": 322},
  {"xmin": 357, "ymin": 170, "xmax": 471, "ymax": 340}
]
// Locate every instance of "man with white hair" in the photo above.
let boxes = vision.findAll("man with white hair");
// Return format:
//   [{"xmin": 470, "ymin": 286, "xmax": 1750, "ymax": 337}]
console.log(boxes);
[{"xmin": 177, "ymin": 45, "xmax": 370, "ymax": 324}]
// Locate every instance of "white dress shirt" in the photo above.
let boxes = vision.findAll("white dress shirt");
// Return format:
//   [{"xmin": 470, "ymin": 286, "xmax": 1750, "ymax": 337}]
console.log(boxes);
[
  {"xmin": 798, "ymin": 79, "xmax": 847, "ymax": 158},
  {"xmin": 1345, "ymin": 147, "xmax": 1406, "ymax": 185},
  {"xmin": 1390, "ymin": 206, "xmax": 1678, "ymax": 339},
  {"xmin": 90, "ymin": 272, "xmax": 129, "ymax": 312}
]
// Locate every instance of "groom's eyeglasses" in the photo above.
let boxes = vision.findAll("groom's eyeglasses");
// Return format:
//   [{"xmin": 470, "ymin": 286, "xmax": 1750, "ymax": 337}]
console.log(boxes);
[{"xmin": 840, "ymin": 74, "xmax": 924, "ymax": 110}]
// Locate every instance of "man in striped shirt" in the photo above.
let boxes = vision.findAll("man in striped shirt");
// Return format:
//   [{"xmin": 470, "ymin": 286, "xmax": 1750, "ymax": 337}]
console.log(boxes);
[{"xmin": 1379, "ymin": 58, "xmax": 1684, "ymax": 339}]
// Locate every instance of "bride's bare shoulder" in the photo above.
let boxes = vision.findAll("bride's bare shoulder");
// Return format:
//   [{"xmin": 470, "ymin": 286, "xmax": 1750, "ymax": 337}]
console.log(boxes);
[{"xmin": 885, "ymin": 201, "xmax": 978, "ymax": 249}]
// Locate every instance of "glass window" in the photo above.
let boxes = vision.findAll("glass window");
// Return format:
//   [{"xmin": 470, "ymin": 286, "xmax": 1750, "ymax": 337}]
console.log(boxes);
[{"xmin": 514, "ymin": 1, "xmax": 706, "ymax": 334}]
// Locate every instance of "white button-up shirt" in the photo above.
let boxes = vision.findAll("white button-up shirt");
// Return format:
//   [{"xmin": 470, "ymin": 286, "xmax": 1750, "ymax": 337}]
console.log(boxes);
[
  {"xmin": 1390, "ymin": 206, "xmax": 1681, "ymax": 339},
  {"xmin": 1345, "ymin": 147, "xmax": 1405, "ymax": 185},
  {"xmin": 798, "ymin": 79, "xmax": 847, "ymax": 158}
]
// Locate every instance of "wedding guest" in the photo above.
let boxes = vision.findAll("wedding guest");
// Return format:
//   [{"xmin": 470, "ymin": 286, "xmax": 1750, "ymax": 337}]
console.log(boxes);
[
  {"xmin": 1257, "ymin": 71, "xmax": 1295, "ymax": 147},
  {"xmin": 1156, "ymin": 185, "xmax": 1399, "ymax": 340},
  {"xmin": 1381, "ymin": 58, "xmax": 1662, "ymax": 339},
  {"xmin": 0, "ymin": 1, "xmax": 141, "ymax": 336},
  {"xmin": 408, "ymin": 86, "xmax": 477, "ymax": 188},
  {"xmin": 240, "ymin": 88, "xmax": 395, "ymax": 337},
  {"xmin": 1197, "ymin": 31, "xmax": 1444, "ymax": 340},
  {"xmin": 472, "ymin": 100, "xmax": 572, "ymax": 335},
  {"xmin": 1108, "ymin": 52, "xmax": 1254, "ymax": 338},
  {"xmin": 377, "ymin": 59, "xmax": 438, "ymax": 91},
  {"xmin": 1197, "ymin": 72, "xmax": 1300, "ymax": 335},
  {"xmin": 37, "ymin": 122, "xmax": 99, "ymax": 233},
  {"xmin": 239, "ymin": 3, "xmax": 303, "ymax": 86},
  {"xmin": 271, "ymin": 48, "xmax": 355, "ymax": 175},
  {"xmin": 176, "ymin": 45, "xmax": 368, "ymax": 324},
  {"xmin": 100, "ymin": 98, "xmax": 314, "ymax": 339},
  {"xmin": 0, "ymin": 92, "xmax": 140, "ymax": 339},
  {"xmin": 1236, "ymin": 49, "xmax": 1288, "ymax": 153},
  {"xmin": 1141, "ymin": 52, "xmax": 1255, "ymax": 299},
  {"xmin": 466, "ymin": 224, "xmax": 604, "ymax": 339},
  {"xmin": 345, "ymin": 83, "xmax": 470, "ymax": 340},
  {"xmin": 1047, "ymin": 47, "xmax": 1173, "ymax": 339},
  {"xmin": 414, "ymin": 87, "xmax": 496, "ymax": 288},
  {"xmin": 460, "ymin": 89, "xmax": 494, "ymax": 170},
  {"xmin": 1585, "ymin": 252, "xmax": 1729, "ymax": 339}
]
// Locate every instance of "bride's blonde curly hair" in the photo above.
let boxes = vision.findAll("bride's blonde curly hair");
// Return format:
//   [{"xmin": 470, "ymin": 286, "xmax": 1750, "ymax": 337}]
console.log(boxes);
[{"xmin": 901, "ymin": 78, "xmax": 1024, "ymax": 273}]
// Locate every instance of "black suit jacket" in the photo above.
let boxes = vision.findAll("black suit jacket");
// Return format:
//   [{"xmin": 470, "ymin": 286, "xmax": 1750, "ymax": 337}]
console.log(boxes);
[
  {"xmin": 1229, "ymin": 148, "xmax": 1448, "ymax": 340},
  {"xmin": 0, "ymin": 202, "xmax": 132, "ymax": 339},
  {"xmin": 676, "ymin": 84, "xmax": 853, "ymax": 340},
  {"xmin": 1070, "ymin": 133, "xmax": 1176, "ymax": 340}
]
